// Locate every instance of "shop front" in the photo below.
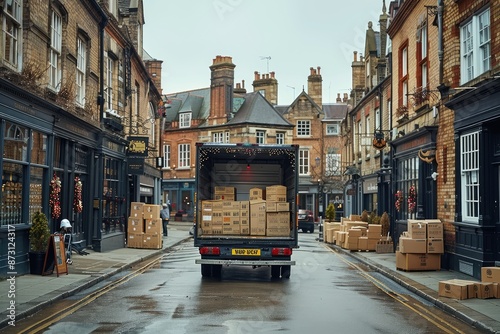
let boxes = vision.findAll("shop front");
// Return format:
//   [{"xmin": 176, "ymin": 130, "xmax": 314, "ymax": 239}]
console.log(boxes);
[
  {"xmin": 446, "ymin": 78, "xmax": 500, "ymax": 278},
  {"xmin": 162, "ymin": 179, "xmax": 194, "ymax": 221},
  {"xmin": 390, "ymin": 126, "xmax": 438, "ymax": 251}
]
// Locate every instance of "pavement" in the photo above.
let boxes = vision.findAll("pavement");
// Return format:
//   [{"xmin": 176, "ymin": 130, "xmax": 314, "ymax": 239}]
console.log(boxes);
[{"xmin": 1, "ymin": 223, "xmax": 500, "ymax": 333}]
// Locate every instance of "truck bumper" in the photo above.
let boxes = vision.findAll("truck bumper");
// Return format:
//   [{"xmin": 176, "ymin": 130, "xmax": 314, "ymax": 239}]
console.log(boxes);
[{"xmin": 195, "ymin": 259, "xmax": 295, "ymax": 266}]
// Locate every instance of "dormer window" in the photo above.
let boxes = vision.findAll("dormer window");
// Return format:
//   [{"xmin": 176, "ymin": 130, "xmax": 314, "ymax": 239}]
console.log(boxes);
[{"xmin": 179, "ymin": 112, "xmax": 192, "ymax": 128}]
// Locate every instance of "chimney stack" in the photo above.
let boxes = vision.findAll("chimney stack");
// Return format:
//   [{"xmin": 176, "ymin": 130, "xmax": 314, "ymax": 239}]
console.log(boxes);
[
  {"xmin": 209, "ymin": 55, "xmax": 235, "ymax": 125},
  {"xmin": 307, "ymin": 66, "xmax": 322, "ymax": 108}
]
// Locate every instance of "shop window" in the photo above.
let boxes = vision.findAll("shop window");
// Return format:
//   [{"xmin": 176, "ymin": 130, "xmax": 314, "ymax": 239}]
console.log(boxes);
[
  {"xmin": 103, "ymin": 157, "xmax": 123, "ymax": 233},
  {"xmin": 394, "ymin": 156, "xmax": 419, "ymax": 219},
  {"xmin": 460, "ymin": 131, "xmax": 480, "ymax": 223}
]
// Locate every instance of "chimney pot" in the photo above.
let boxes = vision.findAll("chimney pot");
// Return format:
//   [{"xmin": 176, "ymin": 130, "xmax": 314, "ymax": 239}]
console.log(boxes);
[
  {"xmin": 354, "ymin": 51, "xmax": 358, "ymax": 61},
  {"xmin": 271, "ymin": 71, "xmax": 275, "ymax": 78},
  {"xmin": 242, "ymin": 79, "xmax": 245, "ymax": 88},
  {"xmin": 317, "ymin": 66, "xmax": 321, "ymax": 75}
]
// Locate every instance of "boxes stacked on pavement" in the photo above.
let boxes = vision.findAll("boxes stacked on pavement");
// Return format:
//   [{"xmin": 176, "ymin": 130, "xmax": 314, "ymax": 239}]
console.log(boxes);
[
  {"xmin": 328, "ymin": 217, "xmax": 383, "ymax": 251},
  {"xmin": 200, "ymin": 185, "xmax": 291, "ymax": 237},
  {"xmin": 438, "ymin": 267, "xmax": 500, "ymax": 300},
  {"xmin": 127, "ymin": 202, "xmax": 163, "ymax": 249},
  {"xmin": 395, "ymin": 219, "xmax": 443, "ymax": 271}
]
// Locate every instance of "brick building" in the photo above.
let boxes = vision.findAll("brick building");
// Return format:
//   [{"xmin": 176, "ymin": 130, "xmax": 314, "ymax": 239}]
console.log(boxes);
[{"xmin": 0, "ymin": 0, "xmax": 161, "ymax": 276}]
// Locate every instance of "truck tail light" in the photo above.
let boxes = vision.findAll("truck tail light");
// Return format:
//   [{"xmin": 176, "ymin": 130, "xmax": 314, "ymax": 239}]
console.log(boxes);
[
  {"xmin": 272, "ymin": 248, "xmax": 292, "ymax": 256},
  {"xmin": 199, "ymin": 247, "xmax": 220, "ymax": 255}
]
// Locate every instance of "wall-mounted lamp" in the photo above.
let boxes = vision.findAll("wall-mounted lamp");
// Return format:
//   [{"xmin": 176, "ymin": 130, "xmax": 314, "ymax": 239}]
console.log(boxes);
[{"xmin": 431, "ymin": 172, "xmax": 438, "ymax": 181}]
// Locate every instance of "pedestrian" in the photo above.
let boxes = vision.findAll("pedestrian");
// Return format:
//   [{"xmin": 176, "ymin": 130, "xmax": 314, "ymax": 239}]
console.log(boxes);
[{"xmin": 160, "ymin": 203, "xmax": 170, "ymax": 236}]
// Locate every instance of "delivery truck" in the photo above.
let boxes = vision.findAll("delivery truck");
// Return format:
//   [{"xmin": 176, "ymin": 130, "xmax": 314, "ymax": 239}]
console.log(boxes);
[{"xmin": 193, "ymin": 142, "xmax": 299, "ymax": 279}]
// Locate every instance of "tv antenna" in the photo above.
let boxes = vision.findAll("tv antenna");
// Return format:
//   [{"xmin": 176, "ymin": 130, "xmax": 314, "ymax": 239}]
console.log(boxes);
[{"xmin": 260, "ymin": 56, "xmax": 271, "ymax": 73}]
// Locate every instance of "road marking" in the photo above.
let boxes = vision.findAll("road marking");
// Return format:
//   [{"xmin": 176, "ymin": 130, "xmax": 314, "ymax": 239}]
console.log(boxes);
[
  {"xmin": 21, "ymin": 255, "xmax": 163, "ymax": 334},
  {"xmin": 324, "ymin": 245, "xmax": 467, "ymax": 334}
]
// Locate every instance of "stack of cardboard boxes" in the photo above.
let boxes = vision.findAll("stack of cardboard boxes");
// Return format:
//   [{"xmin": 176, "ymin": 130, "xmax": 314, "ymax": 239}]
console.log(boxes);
[
  {"xmin": 438, "ymin": 267, "xmax": 500, "ymax": 300},
  {"xmin": 395, "ymin": 219, "xmax": 443, "ymax": 271},
  {"xmin": 330, "ymin": 216, "xmax": 384, "ymax": 251},
  {"xmin": 127, "ymin": 202, "xmax": 163, "ymax": 249},
  {"xmin": 201, "ymin": 185, "xmax": 291, "ymax": 237}
]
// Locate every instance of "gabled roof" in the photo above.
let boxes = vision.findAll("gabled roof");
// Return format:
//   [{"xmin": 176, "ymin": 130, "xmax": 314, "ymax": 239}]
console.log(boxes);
[
  {"xmin": 279, "ymin": 90, "xmax": 323, "ymax": 115},
  {"xmin": 226, "ymin": 92, "xmax": 293, "ymax": 127},
  {"xmin": 323, "ymin": 103, "xmax": 350, "ymax": 121}
]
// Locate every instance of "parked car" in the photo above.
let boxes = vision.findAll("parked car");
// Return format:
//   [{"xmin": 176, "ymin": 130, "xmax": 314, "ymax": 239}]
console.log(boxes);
[{"xmin": 298, "ymin": 209, "xmax": 315, "ymax": 233}]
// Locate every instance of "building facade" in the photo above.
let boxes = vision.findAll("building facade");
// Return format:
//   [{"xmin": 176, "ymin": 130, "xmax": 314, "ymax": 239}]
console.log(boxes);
[{"xmin": 0, "ymin": 0, "xmax": 161, "ymax": 277}]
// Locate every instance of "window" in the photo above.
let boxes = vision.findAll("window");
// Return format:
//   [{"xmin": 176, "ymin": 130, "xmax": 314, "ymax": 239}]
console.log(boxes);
[
  {"xmin": 460, "ymin": 8, "xmax": 490, "ymax": 84},
  {"xmin": 358, "ymin": 121, "xmax": 362, "ymax": 153},
  {"xmin": 163, "ymin": 144, "xmax": 170, "ymax": 169},
  {"xmin": 365, "ymin": 116, "xmax": 371, "ymax": 137},
  {"xmin": 178, "ymin": 144, "xmax": 190, "ymax": 168},
  {"xmin": 417, "ymin": 23, "xmax": 428, "ymax": 91},
  {"xmin": 460, "ymin": 131, "xmax": 480, "ymax": 222},
  {"xmin": 326, "ymin": 153, "xmax": 341, "ymax": 176},
  {"xmin": 2, "ymin": 0, "xmax": 22, "ymax": 69},
  {"xmin": 76, "ymin": 38, "xmax": 86, "ymax": 106},
  {"xmin": 179, "ymin": 112, "xmax": 192, "ymax": 128},
  {"xmin": 276, "ymin": 132, "xmax": 285, "ymax": 144},
  {"xmin": 49, "ymin": 10, "xmax": 62, "ymax": 90},
  {"xmin": 105, "ymin": 53, "xmax": 114, "ymax": 111},
  {"xmin": 117, "ymin": 59, "xmax": 124, "ymax": 109},
  {"xmin": 256, "ymin": 130, "xmax": 265, "ymax": 144},
  {"xmin": 212, "ymin": 131, "xmax": 229, "ymax": 143},
  {"xmin": 299, "ymin": 148, "xmax": 309, "ymax": 175},
  {"xmin": 395, "ymin": 156, "xmax": 419, "ymax": 219},
  {"xmin": 326, "ymin": 124, "xmax": 340, "ymax": 135},
  {"xmin": 375, "ymin": 108, "xmax": 380, "ymax": 130},
  {"xmin": 399, "ymin": 45, "xmax": 408, "ymax": 107},
  {"xmin": 148, "ymin": 102, "xmax": 155, "ymax": 145},
  {"xmin": 297, "ymin": 120, "xmax": 311, "ymax": 136}
]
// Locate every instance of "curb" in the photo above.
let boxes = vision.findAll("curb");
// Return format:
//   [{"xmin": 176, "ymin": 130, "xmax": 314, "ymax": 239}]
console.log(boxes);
[
  {"xmin": 329, "ymin": 244, "xmax": 499, "ymax": 334},
  {"xmin": 0, "ymin": 236, "xmax": 192, "ymax": 330}
]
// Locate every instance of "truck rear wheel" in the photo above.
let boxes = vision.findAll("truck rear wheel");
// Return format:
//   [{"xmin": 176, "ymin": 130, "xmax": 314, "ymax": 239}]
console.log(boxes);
[{"xmin": 201, "ymin": 264, "xmax": 212, "ymax": 277}]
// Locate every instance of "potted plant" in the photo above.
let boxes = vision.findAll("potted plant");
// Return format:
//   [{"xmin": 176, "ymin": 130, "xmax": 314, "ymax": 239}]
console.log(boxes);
[
  {"xmin": 325, "ymin": 203, "xmax": 336, "ymax": 222},
  {"xmin": 29, "ymin": 211, "xmax": 51, "ymax": 275}
]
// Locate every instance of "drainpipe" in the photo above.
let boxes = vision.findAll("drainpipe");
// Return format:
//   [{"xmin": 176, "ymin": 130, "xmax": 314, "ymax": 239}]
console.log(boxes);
[{"xmin": 437, "ymin": 0, "xmax": 444, "ymax": 85}]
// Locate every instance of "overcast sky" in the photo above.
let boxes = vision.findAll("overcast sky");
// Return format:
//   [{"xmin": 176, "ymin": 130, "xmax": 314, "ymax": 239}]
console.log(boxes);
[{"xmin": 143, "ymin": 0, "xmax": 384, "ymax": 106}]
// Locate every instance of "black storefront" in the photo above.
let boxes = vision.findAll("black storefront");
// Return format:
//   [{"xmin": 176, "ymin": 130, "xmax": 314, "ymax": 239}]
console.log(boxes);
[
  {"xmin": 0, "ymin": 80, "xmax": 103, "ymax": 276},
  {"xmin": 445, "ymin": 78, "xmax": 500, "ymax": 279},
  {"xmin": 390, "ymin": 126, "xmax": 438, "ymax": 249}
]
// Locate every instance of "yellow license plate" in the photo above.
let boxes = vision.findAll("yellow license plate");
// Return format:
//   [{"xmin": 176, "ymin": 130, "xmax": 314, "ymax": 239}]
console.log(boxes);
[{"xmin": 231, "ymin": 248, "xmax": 261, "ymax": 256}]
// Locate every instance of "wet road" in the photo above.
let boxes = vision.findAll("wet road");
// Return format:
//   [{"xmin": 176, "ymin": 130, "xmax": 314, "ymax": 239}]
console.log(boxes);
[{"xmin": 8, "ymin": 233, "xmax": 487, "ymax": 334}]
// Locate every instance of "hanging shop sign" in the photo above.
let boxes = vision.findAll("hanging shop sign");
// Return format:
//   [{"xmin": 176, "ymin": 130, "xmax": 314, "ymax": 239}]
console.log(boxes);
[
  {"xmin": 127, "ymin": 136, "xmax": 149, "ymax": 157},
  {"xmin": 128, "ymin": 157, "xmax": 145, "ymax": 174}
]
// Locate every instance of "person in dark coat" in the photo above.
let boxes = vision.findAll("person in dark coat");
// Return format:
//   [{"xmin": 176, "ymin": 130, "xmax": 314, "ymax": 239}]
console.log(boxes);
[{"xmin": 160, "ymin": 203, "xmax": 170, "ymax": 236}]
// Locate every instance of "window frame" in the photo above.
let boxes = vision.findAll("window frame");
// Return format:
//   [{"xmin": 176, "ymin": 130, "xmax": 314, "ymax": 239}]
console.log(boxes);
[
  {"xmin": 256, "ymin": 130, "xmax": 266, "ymax": 144},
  {"xmin": 296, "ymin": 120, "xmax": 311, "ymax": 137},
  {"xmin": 178, "ymin": 143, "xmax": 191, "ymax": 169},
  {"xmin": 326, "ymin": 123, "xmax": 340, "ymax": 136},
  {"xmin": 76, "ymin": 37, "xmax": 87, "ymax": 106},
  {"xmin": 179, "ymin": 112, "xmax": 192, "ymax": 128},
  {"xmin": 298, "ymin": 148, "xmax": 310, "ymax": 176},
  {"xmin": 2, "ymin": 0, "xmax": 22, "ymax": 69},
  {"xmin": 49, "ymin": 9, "xmax": 62, "ymax": 91},
  {"xmin": 460, "ymin": 131, "xmax": 480, "ymax": 223},
  {"xmin": 163, "ymin": 144, "xmax": 171, "ymax": 169},
  {"xmin": 460, "ymin": 7, "xmax": 490, "ymax": 84},
  {"xmin": 276, "ymin": 132, "xmax": 285, "ymax": 144}
]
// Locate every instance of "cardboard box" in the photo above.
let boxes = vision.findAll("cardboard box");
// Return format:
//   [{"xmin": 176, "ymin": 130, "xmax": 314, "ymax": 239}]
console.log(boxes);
[
  {"xmin": 144, "ymin": 218, "xmax": 162, "ymax": 234},
  {"xmin": 250, "ymin": 200, "xmax": 266, "ymax": 235},
  {"xmin": 143, "ymin": 204, "xmax": 161, "ymax": 219},
  {"xmin": 493, "ymin": 283, "xmax": 500, "ymax": 298},
  {"xmin": 407, "ymin": 220, "xmax": 427, "ymax": 239},
  {"xmin": 426, "ymin": 219, "xmax": 443, "ymax": 239},
  {"xmin": 266, "ymin": 227, "xmax": 290, "ymax": 237},
  {"xmin": 368, "ymin": 224, "xmax": 382, "ymax": 234},
  {"xmin": 348, "ymin": 228, "xmax": 364, "ymax": 238},
  {"xmin": 214, "ymin": 187, "xmax": 236, "ymax": 201},
  {"xmin": 396, "ymin": 252, "xmax": 441, "ymax": 271},
  {"xmin": 267, "ymin": 212, "xmax": 289, "ymax": 229},
  {"xmin": 399, "ymin": 237, "xmax": 427, "ymax": 254},
  {"xmin": 481, "ymin": 267, "xmax": 500, "ymax": 283},
  {"xmin": 438, "ymin": 279, "xmax": 471, "ymax": 300},
  {"xmin": 127, "ymin": 232, "xmax": 144, "ymax": 248},
  {"xmin": 376, "ymin": 240, "xmax": 394, "ymax": 253},
  {"xmin": 128, "ymin": 217, "xmax": 143, "ymax": 233},
  {"xmin": 266, "ymin": 201, "xmax": 290, "ymax": 212},
  {"xmin": 358, "ymin": 236, "xmax": 368, "ymax": 250},
  {"xmin": 468, "ymin": 282, "xmax": 495, "ymax": 299},
  {"xmin": 142, "ymin": 233, "xmax": 162, "ymax": 249},
  {"xmin": 249, "ymin": 188, "xmax": 264, "ymax": 200},
  {"xmin": 266, "ymin": 185, "xmax": 287, "ymax": 202},
  {"xmin": 427, "ymin": 238, "xmax": 444, "ymax": 254}
]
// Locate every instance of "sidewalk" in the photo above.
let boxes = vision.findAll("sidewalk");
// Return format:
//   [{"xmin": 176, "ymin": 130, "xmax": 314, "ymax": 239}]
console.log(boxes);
[
  {"xmin": 1, "ymin": 226, "xmax": 500, "ymax": 333},
  {"xmin": 332, "ymin": 245, "xmax": 500, "ymax": 333},
  {"xmin": 0, "ymin": 222, "xmax": 194, "ymax": 329}
]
